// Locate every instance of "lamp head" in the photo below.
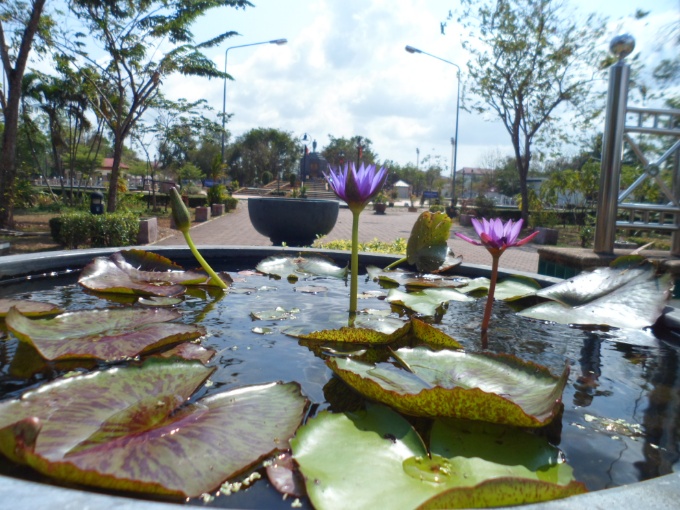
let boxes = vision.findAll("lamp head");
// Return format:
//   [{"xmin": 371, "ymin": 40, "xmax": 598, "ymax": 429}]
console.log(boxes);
[
  {"xmin": 271, "ymin": 38, "xmax": 288, "ymax": 45},
  {"xmin": 405, "ymin": 45, "xmax": 421, "ymax": 54}
]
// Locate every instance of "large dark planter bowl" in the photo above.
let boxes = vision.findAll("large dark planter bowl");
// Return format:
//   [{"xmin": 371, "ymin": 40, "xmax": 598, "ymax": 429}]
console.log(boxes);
[{"xmin": 248, "ymin": 197, "xmax": 339, "ymax": 246}]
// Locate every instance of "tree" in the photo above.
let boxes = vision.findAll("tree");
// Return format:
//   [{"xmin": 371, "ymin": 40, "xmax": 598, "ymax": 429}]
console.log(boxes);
[
  {"xmin": 0, "ymin": 0, "xmax": 48, "ymax": 227},
  {"xmin": 321, "ymin": 135, "xmax": 378, "ymax": 168},
  {"xmin": 225, "ymin": 128, "xmax": 299, "ymax": 186},
  {"xmin": 450, "ymin": 0, "xmax": 606, "ymax": 221},
  {"xmin": 65, "ymin": 0, "xmax": 252, "ymax": 212}
]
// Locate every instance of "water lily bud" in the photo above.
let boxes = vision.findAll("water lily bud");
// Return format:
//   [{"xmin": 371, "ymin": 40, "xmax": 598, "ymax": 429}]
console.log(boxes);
[{"xmin": 170, "ymin": 187, "xmax": 191, "ymax": 232}]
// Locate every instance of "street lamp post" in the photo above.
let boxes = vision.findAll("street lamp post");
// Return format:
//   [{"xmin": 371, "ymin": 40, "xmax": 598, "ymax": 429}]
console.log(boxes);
[
  {"xmin": 221, "ymin": 38, "xmax": 288, "ymax": 164},
  {"xmin": 405, "ymin": 45, "xmax": 461, "ymax": 209}
]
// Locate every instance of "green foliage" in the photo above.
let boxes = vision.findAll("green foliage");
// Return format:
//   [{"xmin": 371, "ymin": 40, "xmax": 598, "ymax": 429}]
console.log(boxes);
[
  {"xmin": 52, "ymin": 212, "xmax": 139, "ymax": 249},
  {"xmin": 429, "ymin": 204, "xmax": 445, "ymax": 213},
  {"xmin": 90, "ymin": 213, "xmax": 140, "ymax": 248},
  {"xmin": 223, "ymin": 196, "xmax": 238, "ymax": 212},
  {"xmin": 313, "ymin": 237, "xmax": 407, "ymax": 255},
  {"xmin": 321, "ymin": 134, "xmax": 377, "ymax": 167},
  {"xmin": 474, "ymin": 195, "xmax": 496, "ymax": 218},
  {"xmin": 207, "ymin": 184, "xmax": 226, "ymax": 206}
]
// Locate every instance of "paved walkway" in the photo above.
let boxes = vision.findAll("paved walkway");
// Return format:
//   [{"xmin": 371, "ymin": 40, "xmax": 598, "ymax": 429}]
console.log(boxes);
[{"xmin": 153, "ymin": 198, "xmax": 540, "ymax": 273}]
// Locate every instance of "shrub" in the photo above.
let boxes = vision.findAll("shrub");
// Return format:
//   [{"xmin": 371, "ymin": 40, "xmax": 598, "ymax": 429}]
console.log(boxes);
[
  {"xmin": 429, "ymin": 204, "xmax": 446, "ymax": 213},
  {"xmin": 207, "ymin": 184, "xmax": 226, "ymax": 206},
  {"xmin": 53, "ymin": 212, "xmax": 140, "ymax": 248},
  {"xmin": 56, "ymin": 212, "xmax": 91, "ymax": 249},
  {"xmin": 90, "ymin": 213, "xmax": 140, "ymax": 247},
  {"xmin": 474, "ymin": 195, "xmax": 496, "ymax": 218},
  {"xmin": 223, "ymin": 196, "xmax": 239, "ymax": 212}
]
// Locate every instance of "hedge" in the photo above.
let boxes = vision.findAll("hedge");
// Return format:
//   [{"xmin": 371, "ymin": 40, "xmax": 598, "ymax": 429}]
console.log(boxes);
[{"xmin": 50, "ymin": 212, "xmax": 140, "ymax": 249}]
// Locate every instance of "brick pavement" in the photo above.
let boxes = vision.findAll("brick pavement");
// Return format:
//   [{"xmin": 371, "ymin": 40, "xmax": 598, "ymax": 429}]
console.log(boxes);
[{"xmin": 153, "ymin": 198, "xmax": 540, "ymax": 273}]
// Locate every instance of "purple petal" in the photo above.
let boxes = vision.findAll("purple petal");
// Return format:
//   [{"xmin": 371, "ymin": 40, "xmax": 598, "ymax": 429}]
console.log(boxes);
[
  {"xmin": 507, "ymin": 220, "xmax": 522, "ymax": 245},
  {"xmin": 454, "ymin": 232, "xmax": 482, "ymax": 246},
  {"xmin": 471, "ymin": 217, "xmax": 484, "ymax": 237},
  {"xmin": 515, "ymin": 230, "xmax": 540, "ymax": 246}
]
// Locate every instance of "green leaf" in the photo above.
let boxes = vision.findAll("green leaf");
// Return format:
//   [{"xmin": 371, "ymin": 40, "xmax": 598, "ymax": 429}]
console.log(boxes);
[
  {"xmin": 6, "ymin": 307, "xmax": 204, "ymax": 361},
  {"xmin": 328, "ymin": 347, "xmax": 568, "ymax": 426},
  {"xmin": 0, "ymin": 299, "xmax": 62, "ymax": 318},
  {"xmin": 0, "ymin": 360, "xmax": 307, "ymax": 498},
  {"xmin": 495, "ymin": 275, "xmax": 542, "ymax": 301},
  {"xmin": 291, "ymin": 404, "xmax": 585, "ymax": 510},
  {"xmin": 406, "ymin": 212, "xmax": 454, "ymax": 272},
  {"xmin": 520, "ymin": 266, "xmax": 671, "ymax": 328},
  {"xmin": 386, "ymin": 288, "xmax": 474, "ymax": 316},
  {"xmin": 291, "ymin": 318, "xmax": 411, "ymax": 345},
  {"xmin": 410, "ymin": 318, "xmax": 463, "ymax": 349}
]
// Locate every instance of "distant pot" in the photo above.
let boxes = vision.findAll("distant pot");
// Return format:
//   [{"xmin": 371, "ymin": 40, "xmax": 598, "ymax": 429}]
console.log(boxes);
[
  {"xmin": 532, "ymin": 226, "xmax": 559, "ymax": 245},
  {"xmin": 373, "ymin": 203, "xmax": 387, "ymax": 214},
  {"xmin": 459, "ymin": 213, "xmax": 475, "ymax": 227},
  {"xmin": 248, "ymin": 197, "xmax": 339, "ymax": 246},
  {"xmin": 408, "ymin": 206, "xmax": 418, "ymax": 213}
]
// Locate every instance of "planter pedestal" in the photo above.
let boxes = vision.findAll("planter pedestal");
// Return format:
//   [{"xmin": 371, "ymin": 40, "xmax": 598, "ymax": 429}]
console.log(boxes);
[
  {"xmin": 532, "ymin": 227, "xmax": 559, "ymax": 245},
  {"xmin": 137, "ymin": 218, "xmax": 158, "ymax": 244},
  {"xmin": 211, "ymin": 204, "xmax": 225, "ymax": 217},
  {"xmin": 195, "ymin": 206, "xmax": 211, "ymax": 222}
]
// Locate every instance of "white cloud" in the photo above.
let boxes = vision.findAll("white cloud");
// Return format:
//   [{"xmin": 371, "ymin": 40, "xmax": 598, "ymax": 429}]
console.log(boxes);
[{"xmin": 159, "ymin": 0, "xmax": 678, "ymax": 170}]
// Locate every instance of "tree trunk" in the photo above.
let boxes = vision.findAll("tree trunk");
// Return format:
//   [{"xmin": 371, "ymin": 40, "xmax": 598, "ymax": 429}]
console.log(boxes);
[
  {"xmin": 106, "ymin": 138, "xmax": 125, "ymax": 213},
  {"xmin": 0, "ymin": 0, "xmax": 47, "ymax": 228}
]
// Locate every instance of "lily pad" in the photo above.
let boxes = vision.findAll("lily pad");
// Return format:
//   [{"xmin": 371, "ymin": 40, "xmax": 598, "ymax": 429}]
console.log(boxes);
[
  {"xmin": 386, "ymin": 288, "xmax": 474, "ymax": 316},
  {"xmin": 520, "ymin": 265, "xmax": 671, "ymax": 328},
  {"xmin": 495, "ymin": 275, "xmax": 542, "ymax": 301},
  {"xmin": 6, "ymin": 307, "xmax": 205, "ymax": 361},
  {"xmin": 0, "ymin": 299, "xmax": 62, "ymax": 318},
  {"xmin": 367, "ymin": 266, "xmax": 468, "ymax": 290},
  {"xmin": 327, "ymin": 347, "xmax": 568, "ymax": 426},
  {"xmin": 0, "ymin": 359, "xmax": 307, "ymax": 498},
  {"xmin": 250, "ymin": 307, "xmax": 299, "ymax": 321},
  {"xmin": 406, "ymin": 211, "xmax": 453, "ymax": 272},
  {"xmin": 154, "ymin": 342, "xmax": 215, "ymax": 364},
  {"xmin": 410, "ymin": 318, "xmax": 463, "ymax": 349},
  {"xmin": 292, "ymin": 318, "xmax": 411, "ymax": 345},
  {"xmin": 291, "ymin": 404, "xmax": 584, "ymax": 510},
  {"xmin": 256, "ymin": 255, "xmax": 347, "ymax": 280}
]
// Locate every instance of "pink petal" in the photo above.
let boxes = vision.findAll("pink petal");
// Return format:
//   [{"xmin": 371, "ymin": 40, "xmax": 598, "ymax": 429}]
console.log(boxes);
[
  {"xmin": 515, "ymin": 230, "xmax": 540, "ymax": 246},
  {"xmin": 454, "ymin": 232, "xmax": 482, "ymax": 246}
]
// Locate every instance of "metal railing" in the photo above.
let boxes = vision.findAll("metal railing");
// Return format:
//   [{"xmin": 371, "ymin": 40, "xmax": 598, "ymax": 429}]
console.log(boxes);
[{"xmin": 595, "ymin": 35, "xmax": 680, "ymax": 255}]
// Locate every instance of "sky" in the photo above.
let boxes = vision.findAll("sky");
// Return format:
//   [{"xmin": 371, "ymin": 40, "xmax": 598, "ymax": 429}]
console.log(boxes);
[{"xmin": 150, "ymin": 1, "xmax": 678, "ymax": 172}]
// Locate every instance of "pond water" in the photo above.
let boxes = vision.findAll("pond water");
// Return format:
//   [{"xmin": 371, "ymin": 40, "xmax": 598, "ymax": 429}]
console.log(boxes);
[{"xmin": 1, "ymin": 258, "xmax": 679, "ymax": 508}]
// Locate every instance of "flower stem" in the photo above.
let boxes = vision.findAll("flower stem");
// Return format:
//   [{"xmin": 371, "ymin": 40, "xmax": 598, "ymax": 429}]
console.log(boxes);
[
  {"xmin": 383, "ymin": 256, "xmax": 408, "ymax": 270},
  {"xmin": 349, "ymin": 209, "xmax": 360, "ymax": 315},
  {"xmin": 481, "ymin": 253, "xmax": 500, "ymax": 334},
  {"xmin": 182, "ymin": 230, "xmax": 228, "ymax": 290}
]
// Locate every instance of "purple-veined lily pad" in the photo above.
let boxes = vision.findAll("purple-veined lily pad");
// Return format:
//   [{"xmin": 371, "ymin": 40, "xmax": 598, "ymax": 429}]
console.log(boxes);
[
  {"xmin": 0, "ymin": 359, "xmax": 307, "ymax": 498},
  {"xmin": 0, "ymin": 299, "xmax": 62, "ymax": 318},
  {"xmin": 327, "ymin": 347, "xmax": 568, "ymax": 426},
  {"xmin": 291, "ymin": 404, "xmax": 584, "ymax": 510},
  {"xmin": 79, "ymin": 257, "xmax": 187, "ymax": 297},
  {"xmin": 520, "ymin": 263, "xmax": 671, "ymax": 329},
  {"xmin": 386, "ymin": 287, "xmax": 474, "ymax": 316},
  {"xmin": 112, "ymin": 250, "xmax": 233, "ymax": 287},
  {"xmin": 6, "ymin": 307, "xmax": 205, "ymax": 361},
  {"xmin": 406, "ymin": 211, "xmax": 453, "ymax": 273},
  {"xmin": 256, "ymin": 255, "xmax": 347, "ymax": 280},
  {"xmin": 137, "ymin": 296, "xmax": 184, "ymax": 307},
  {"xmin": 154, "ymin": 342, "xmax": 215, "ymax": 364},
  {"xmin": 266, "ymin": 451, "xmax": 306, "ymax": 498}
]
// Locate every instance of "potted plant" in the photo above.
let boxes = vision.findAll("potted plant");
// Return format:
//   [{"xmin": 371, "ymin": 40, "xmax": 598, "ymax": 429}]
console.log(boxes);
[
  {"xmin": 458, "ymin": 199, "xmax": 476, "ymax": 226},
  {"xmin": 389, "ymin": 189, "xmax": 398, "ymax": 207},
  {"xmin": 373, "ymin": 192, "xmax": 387, "ymax": 214},
  {"xmin": 408, "ymin": 194, "xmax": 418, "ymax": 212}
]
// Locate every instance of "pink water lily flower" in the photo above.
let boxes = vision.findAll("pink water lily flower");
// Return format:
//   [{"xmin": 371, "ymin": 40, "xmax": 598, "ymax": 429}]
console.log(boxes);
[
  {"xmin": 325, "ymin": 162, "xmax": 388, "ymax": 213},
  {"xmin": 456, "ymin": 218, "xmax": 538, "ymax": 255},
  {"xmin": 455, "ymin": 217, "xmax": 538, "ymax": 340}
]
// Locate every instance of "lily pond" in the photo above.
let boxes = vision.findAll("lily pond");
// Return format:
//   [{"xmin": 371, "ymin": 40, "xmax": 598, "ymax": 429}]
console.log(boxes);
[{"xmin": 0, "ymin": 248, "xmax": 679, "ymax": 509}]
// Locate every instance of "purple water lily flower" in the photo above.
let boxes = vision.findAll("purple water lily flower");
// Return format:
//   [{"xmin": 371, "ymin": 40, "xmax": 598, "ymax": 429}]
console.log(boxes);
[
  {"xmin": 455, "ymin": 217, "xmax": 538, "ymax": 340},
  {"xmin": 456, "ymin": 217, "xmax": 538, "ymax": 255},
  {"xmin": 325, "ymin": 162, "xmax": 388, "ymax": 213}
]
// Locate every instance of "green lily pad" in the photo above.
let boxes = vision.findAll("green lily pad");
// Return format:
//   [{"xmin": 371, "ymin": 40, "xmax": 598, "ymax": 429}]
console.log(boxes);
[
  {"xmin": 0, "ymin": 359, "xmax": 307, "ymax": 498},
  {"xmin": 291, "ymin": 404, "xmax": 584, "ymax": 510},
  {"xmin": 6, "ymin": 307, "xmax": 205, "ymax": 361},
  {"xmin": 386, "ymin": 288, "xmax": 474, "ymax": 316},
  {"xmin": 137, "ymin": 296, "xmax": 184, "ymax": 307},
  {"xmin": 520, "ymin": 265, "xmax": 671, "ymax": 328},
  {"xmin": 327, "ymin": 347, "xmax": 568, "ymax": 426},
  {"xmin": 250, "ymin": 307, "xmax": 299, "ymax": 321},
  {"xmin": 406, "ymin": 211, "xmax": 453, "ymax": 272},
  {"xmin": 410, "ymin": 318, "xmax": 463, "ymax": 349},
  {"xmin": 495, "ymin": 275, "xmax": 542, "ymax": 301},
  {"xmin": 0, "ymin": 299, "xmax": 62, "ymax": 318},
  {"xmin": 291, "ymin": 317, "xmax": 411, "ymax": 345},
  {"xmin": 256, "ymin": 255, "xmax": 347, "ymax": 280},
  {"xmin": 455, "ymin": 277, "xmax": 492, "ymax": 294}
]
